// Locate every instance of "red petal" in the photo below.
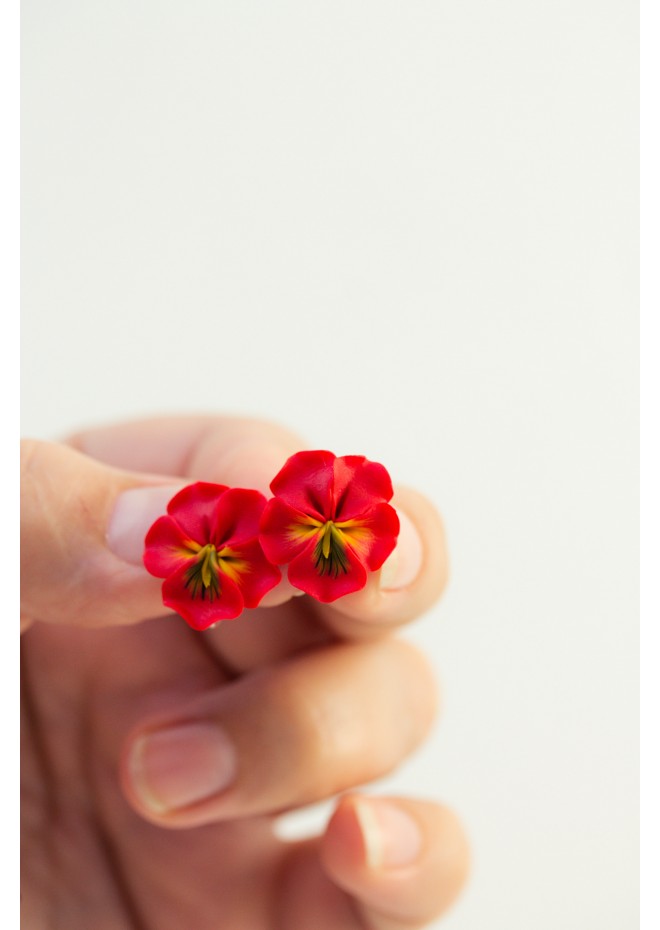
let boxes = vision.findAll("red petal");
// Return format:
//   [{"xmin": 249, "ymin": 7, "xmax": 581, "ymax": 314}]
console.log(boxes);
[
  {"xmin": 143, "ymin": 516, "xmax": 195, "ymax": 578},
  {"xmin": 342, "ymin": 502, "xmax": 400, "ymax": 571},
  {"xmin": 286, "ymin": 540, "xmax": 368, "ymax": 602},
  {"xmin": 259, "ymin": 498, "xmax": 320, "ymax": 564},
  {"xmin": 166, "ymin": 482, "xmax": 229, "ymax": 543},
  {"xmin": 332, "ymin": 456, "xmax": 395, "ymax": 521},
  {"xmin": 226, "ymin": 539, "xmax": 282, "ymax": 608},
  {"xmin": 162, "ymin": 563, "xmax": 245, "ymax": 629},
  {"xmin": 210, "ymin": 487, "xmax": 269, "ymax": 548},
  {"xmin": 269, "ymin": 450, "xmax": 336, "ymax": 520}
]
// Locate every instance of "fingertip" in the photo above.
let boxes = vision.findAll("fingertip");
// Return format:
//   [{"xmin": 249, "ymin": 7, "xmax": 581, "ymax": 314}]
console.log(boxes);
[
  {"xmin": 321, "ymin": 795, "xmax": 470, "ymax": 928},
  {"xmin": 322, "ymin": 793, "xmax": 425, "ymax": 878},
  {"xmin": 378, "ymin": 506, "xmax": 424, "ymax": 592},
  {"xmin": 312, "ymin": 487, "xmax": 449, "ymax": 636},
  {"xmin": 380, "ymin": 486, "xmax": 449, "ymax": 605}
]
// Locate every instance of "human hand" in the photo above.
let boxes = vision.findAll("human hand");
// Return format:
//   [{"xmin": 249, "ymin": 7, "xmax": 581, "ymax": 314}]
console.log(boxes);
[{"xmin": 21, "ymin": 416, "xmax": 469, "ymax": 929}]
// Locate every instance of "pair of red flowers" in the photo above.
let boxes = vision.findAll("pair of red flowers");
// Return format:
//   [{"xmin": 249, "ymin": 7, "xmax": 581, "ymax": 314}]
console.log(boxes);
[{"xmin": 143, "ymin": 451, "xmax": 400, "ymax": 630}]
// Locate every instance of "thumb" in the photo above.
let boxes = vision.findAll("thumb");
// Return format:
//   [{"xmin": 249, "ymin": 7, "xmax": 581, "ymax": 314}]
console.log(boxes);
[{"xmin": 20, "ymin": 439, "xmax": 183, "ymax": 630}]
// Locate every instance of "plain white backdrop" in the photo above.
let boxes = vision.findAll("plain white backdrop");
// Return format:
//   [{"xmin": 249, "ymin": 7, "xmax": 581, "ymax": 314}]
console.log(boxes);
[{"xmin": 21, "ymin": 1, "xmax": 638, "ymax": 927}]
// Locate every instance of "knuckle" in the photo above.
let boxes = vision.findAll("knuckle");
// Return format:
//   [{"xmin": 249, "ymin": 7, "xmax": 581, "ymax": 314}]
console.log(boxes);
[
  {"xmin": 406, "ymin": 640, "xmax": 441, "ymax": 728},
  {"xmin": 262, "ymin": 670, "xmax": 332, "ymax": 769},
  {"xmin": 246, "ymin": 641, "xmax": 442, "ymax": 808}
]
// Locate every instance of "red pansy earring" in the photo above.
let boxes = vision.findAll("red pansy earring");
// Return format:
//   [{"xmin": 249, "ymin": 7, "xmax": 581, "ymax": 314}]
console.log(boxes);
[
  {"xmin": 259, "ymin": 450, "xmax": 400, "ymax": 603},
  {"xmin": 143, "ymin": 481, "xmax": 281, "ymax": 630}
]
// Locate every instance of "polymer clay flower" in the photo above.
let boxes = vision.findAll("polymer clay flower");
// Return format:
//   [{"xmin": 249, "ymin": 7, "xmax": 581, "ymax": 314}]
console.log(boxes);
[
  {"xmin": 259, "ymin": 451, "xmax": 400, "ymax": 602},
  {"xmin": 143, "ymin": 482, "xmax": 281, "ymax": 629}
]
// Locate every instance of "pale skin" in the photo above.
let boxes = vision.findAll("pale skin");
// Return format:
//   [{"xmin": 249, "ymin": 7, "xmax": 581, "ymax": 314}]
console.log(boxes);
[{"xmin": 21, "ymin": 416, "xmax": 470, "ymax": 930}]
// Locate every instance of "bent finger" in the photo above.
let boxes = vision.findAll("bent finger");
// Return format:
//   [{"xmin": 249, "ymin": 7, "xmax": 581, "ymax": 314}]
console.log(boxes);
[
  {"xmin": 68, "ymin": 414, "xmax": 304, "ymax": 499},
  {"xmin": 120, "ymin": 638, "xmax": 438, "ymax": 827}
]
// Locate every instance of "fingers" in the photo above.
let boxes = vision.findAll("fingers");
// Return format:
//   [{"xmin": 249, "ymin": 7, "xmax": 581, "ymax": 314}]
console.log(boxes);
[
  {"xmin": 20, "ymin": 439, "xmax": 185, "ymax": 629},
  {"xmin": 316, "ymin": 795, "xmax": 470, "ymax": 930},
  {"xmin": 70, "ymin": 416, "xmax": 450, "ymax": 650},
  {"xmin": 120, "ymin": 638, "xmax": 438, "ymax": 827}
]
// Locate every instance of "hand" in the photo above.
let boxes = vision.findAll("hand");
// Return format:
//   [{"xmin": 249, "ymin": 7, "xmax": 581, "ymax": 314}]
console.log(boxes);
[{"xmin": 21, "ymin": 416, "xmax": 469, "ymax": 929}]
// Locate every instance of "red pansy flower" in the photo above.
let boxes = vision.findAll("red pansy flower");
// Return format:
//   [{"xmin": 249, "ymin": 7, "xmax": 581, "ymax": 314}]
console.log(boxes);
[
  {"xmin": 143, "ymin": 482, "xmax": 281, "ymax": 630},
  {"xmin": 259, "ymin": 451, "xmax": 400, "ymax": 603}
]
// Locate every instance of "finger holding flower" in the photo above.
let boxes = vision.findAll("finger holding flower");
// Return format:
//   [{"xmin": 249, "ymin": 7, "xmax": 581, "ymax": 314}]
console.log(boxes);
[
  {"xmin": 144, "ymin": 451, "xmax": 403, "ymax": 626},
  {"xmin": 143, "ymin": 481, "xmax": 281, "ymax": 629}
]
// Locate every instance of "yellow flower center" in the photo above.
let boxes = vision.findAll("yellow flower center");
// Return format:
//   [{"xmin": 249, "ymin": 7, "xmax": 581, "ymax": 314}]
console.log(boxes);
[
  {"xmin": 184, "ymin": 543, "xmax": 248, "ymax": 600},
  {"xmin": 287, "ymin": 516, "xmax": 373, "ymax": 577},
  {"xmin": 313, "ymin": 521, "xmax": 350, "ymax": 577}
]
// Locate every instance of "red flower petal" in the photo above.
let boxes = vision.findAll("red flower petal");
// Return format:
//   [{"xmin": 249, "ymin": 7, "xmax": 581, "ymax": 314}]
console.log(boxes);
[
  {"xmin": 162, "ymin": 562, "xmax": 245, "ymax": 630},
  {"xmin": 166, "ymin": 482, "xmax": 230, "ymax": 543},
  {"xmin": 269, "ymin": 450, "xmax": 336, "ymax": 520},
  {"xmin": 259, "ymin": 498, "xmax": 320, "ymax": 565},
  {"xmin": 287, "ymin": 539, "xmax": 368, "ymax": 602},
  {"xmin": 340, "ymin": 502, "xmax": 400, "ymax": 571},
  {"xmin": 225, "ymin": 539, "xmax": 282, "ymax": 608},
  {"xmin": 332, "ymin": 456, "xmax": 395, "ymax": 521},
  {"xmin": 211, "ymin": 487, "xmax": 270, "ymax": 548},
  {"xmin": 143, "ymin": 515, "xmax": 196, "ymax": 578}
]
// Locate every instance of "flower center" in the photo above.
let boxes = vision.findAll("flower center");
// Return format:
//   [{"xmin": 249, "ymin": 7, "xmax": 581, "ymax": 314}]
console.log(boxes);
[
  {"xmin": 313, "ymin": 521, "xmax": 350, "ymax": 577},
  {"xmin": 184, "ymin": 543, "xmax": 221, "ymax": 601}
]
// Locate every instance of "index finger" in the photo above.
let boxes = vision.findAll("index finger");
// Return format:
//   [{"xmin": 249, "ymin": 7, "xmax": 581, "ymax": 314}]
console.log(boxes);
[{"xmin": 69, "ymin": 414, "xmax": 304, "ymax": 497}]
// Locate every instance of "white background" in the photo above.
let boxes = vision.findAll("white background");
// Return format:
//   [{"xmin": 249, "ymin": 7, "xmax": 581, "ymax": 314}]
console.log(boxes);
[{"xmin": 21, "ymin": 1, "xmax": 638, "ymax": 927}]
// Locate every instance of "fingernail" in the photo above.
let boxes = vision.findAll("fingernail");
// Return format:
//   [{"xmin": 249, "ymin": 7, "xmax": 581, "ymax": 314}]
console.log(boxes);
[
  {"xmin": 379, "ymin": 509, "xmax": 423, "ymax": 591},
  {"xmin": 107, "ymin": 485, "xmax": 183, "ymax": 565},
  {"xmin": 128, "ymin": 723, "xmax": 238, "ymax": 814},
  {"xmin": 354, "ymin": 798, "xmax": 423, "ymax": 870}
]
